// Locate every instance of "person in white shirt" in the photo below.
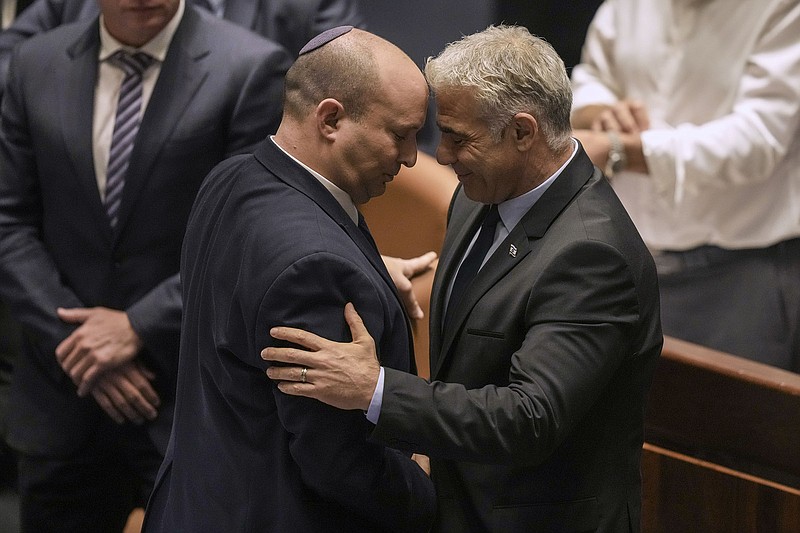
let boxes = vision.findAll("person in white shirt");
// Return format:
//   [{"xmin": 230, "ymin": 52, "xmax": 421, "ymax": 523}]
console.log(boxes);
[{"xmin": 571, "ymin": 0, "xmax": 800, "ymax": 371}]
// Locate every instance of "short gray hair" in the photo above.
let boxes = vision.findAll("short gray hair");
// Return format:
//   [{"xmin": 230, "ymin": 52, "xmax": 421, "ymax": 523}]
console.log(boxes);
[{"xmin": 425, "ymin": 25, "xmax": 572, "ymax": 151}]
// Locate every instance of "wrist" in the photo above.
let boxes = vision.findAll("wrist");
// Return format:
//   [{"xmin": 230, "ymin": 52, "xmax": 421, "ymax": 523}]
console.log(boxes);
[
  {"xmin": 365, "ymin": 366, "xmax": 385, "ymax": 423},
  {"xmin": 604, "ymin": 131, "xmax": 627, "ymax": 179}
]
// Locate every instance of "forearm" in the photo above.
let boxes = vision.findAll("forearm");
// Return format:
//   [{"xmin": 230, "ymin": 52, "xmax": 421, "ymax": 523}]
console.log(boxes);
[{"xmin": 570, "ymin": 104, "xmax": 611, "ymax": 130}]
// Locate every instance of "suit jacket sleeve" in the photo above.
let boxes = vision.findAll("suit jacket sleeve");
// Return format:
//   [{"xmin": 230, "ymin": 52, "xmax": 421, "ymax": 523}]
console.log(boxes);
[
  {"xmin": 219, "ymin": 42, "xmax": 289, "ymax": 157},
  {"xmin": 256, "ymin": 251, "xmax": 435, "ymax": 533},
  {"xmin": 374, "ymin": 239, "xmax": 642, "ymax": 466},
  {"xmin": 0, "ymin": 44, "xmax": 85, "ymax": 380},
  {"xmin": 126, "ymin": 41, "xmax": 290, "ymax": 355}
]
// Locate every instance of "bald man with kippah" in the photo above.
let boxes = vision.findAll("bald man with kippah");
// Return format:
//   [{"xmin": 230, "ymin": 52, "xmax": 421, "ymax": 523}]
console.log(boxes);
[{"xmin": 142, "ymin": 27, "xmax": 435, "ymax": 533}]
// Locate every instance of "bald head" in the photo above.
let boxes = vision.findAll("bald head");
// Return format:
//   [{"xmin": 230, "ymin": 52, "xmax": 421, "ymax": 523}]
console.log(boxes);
[
  {"xmin": 275, "ymin": 28, "xmax": 428, "ymax": 205},
  {"xmin": 282, "ymin": 28, "xmax": 419, "ymax": 122}
]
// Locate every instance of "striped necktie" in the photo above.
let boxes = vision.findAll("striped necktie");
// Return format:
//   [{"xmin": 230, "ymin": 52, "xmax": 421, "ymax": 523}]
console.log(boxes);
[{"xmin": 105, "ymin": 50, "xmax": 154, "ymax": 228}]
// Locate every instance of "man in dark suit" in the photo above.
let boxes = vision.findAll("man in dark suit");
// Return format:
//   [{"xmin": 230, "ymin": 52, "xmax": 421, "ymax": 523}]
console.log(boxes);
[
  {"xmin": 264, "ymin": 25, "xmax": 663, "ymax": 532},
  {"xmin": 143, "ymin": 27, "xmax": 434, "ymax": 532},
  {"xmin": 0, "ymin": 0, "xmax": 290, "ymax": 529},
  {"xmin": 0, "ymin": 0, "xmax": 363, "ymax": 93}
]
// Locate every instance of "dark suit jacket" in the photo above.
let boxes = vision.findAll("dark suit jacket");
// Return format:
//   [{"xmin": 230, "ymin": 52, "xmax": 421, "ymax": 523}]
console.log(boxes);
[
  {"xmin": 0, "ymin": 0, "xmax": 364, "ymax": 93},
  {"xmin": 143, "ymin": 139, "xmax": 435, "ymax": 532},
  {"xmin": 373, "ymin": 146, "xmax": 663, "ymax": 532},
  {"xmin": 0, "ymin": 7, "xmax": 290, "ymax": 456}
]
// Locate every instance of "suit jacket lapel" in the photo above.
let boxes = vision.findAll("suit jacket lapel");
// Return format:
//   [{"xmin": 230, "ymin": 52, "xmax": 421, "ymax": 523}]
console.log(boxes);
[
  {"xmin": 113, "ymin": 7, "xmax": 209, "ymax": 238},
  {"xmin": 433, "ymin": 223, "xmax": 532, "ymax": 379},
  {"xmin": 62, "ymin": 19, "xmax": 113, "ymax": 242},
  {"xmin": 431, "ymin": 145, "xmax": 596, "ymax": 379},
  {"xmin": 348, "ymin": 213, "xmax": 417, "ymax": 370},
  {"xmin": 428, "ymin": 193, "xmax": 482, "ymax": 372}
]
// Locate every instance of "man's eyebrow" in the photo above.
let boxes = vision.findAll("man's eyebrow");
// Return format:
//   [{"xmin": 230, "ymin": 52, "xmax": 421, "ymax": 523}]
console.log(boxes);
[{"xmin": 437, "ymin": 124, "xmax": 460, "ymax": 135}]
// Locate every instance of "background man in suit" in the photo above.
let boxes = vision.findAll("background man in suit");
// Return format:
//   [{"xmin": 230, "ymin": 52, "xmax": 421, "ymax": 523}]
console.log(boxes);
[
  {"xmin": 143, "ymin": 26, "xmax": 434, "ymax": 532},
  {"xmin": 0, "ymin": 0, "xmax": 364, "ymax": 98},
  {"xmin": 0, "ymin": 0, "xmax": 290, "ymax": 529},
  {"xmin": 265, "ymin": 25, "xmax": 663, "ymax": 532}
]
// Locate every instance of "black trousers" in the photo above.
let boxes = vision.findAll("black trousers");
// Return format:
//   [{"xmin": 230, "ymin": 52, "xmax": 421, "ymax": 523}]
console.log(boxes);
[
  {"xmin": 16, "ymin": 418, "xmax": 162, "ymax": 533},
  {"xmin": 656, "ymin": 237, "xmax": 800, "ymax": 372}
]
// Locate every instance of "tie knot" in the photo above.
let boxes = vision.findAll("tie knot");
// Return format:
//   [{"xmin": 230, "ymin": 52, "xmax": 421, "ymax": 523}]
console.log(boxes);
[{"xmin": 108, "ymin": 50, "xmax": 155, "ymax": 76}]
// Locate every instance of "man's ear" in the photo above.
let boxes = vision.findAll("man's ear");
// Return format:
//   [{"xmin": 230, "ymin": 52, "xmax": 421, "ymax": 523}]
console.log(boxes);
[
  {"xmin": 511, "ymin": 112, "xmax": 538, "ymax": 151},
  {"xmin": 316, "ymin": 98, "xmax": 346, "ymax": 140}
]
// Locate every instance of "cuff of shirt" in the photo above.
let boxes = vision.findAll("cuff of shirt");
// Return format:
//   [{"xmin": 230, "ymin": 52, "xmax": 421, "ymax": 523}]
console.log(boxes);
[{"xmin": 365, "ymin": 366, "xmax": 385, "ymax": 424}]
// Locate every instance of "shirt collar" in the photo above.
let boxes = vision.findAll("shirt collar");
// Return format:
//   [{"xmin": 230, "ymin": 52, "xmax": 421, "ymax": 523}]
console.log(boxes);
[
  {"xmin": 99, "ymin": 0, "xmax": 185, "ymax": 62},
  {"xmin": 497, "ymin": 138, "xmax": 579, "ymax": 232},
  {"xmin": 270, "ymin": 137, "xmax": 359, "ymax": 225}
]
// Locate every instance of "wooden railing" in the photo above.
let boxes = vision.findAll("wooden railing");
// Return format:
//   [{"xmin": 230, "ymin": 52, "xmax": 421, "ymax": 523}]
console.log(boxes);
[{"xmin": 642, "ymin": 337, "xmax": 800, "ymax": 532}]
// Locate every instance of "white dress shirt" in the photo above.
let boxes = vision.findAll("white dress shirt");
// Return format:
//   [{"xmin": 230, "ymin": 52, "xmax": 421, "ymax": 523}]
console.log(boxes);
[
  {"xmin": 1, "ymin": 0, "xmax": 17, "ymax": 29},
  {"xmin": 572, "ymin": 0, "xmax": 800, "ymax": 251},
  {"xmin": 92, "ymin": 0, "xmax": 185, "ymax": 199},
  {"xmin": 270, "ymin": 136, "xmax": 360, "ymax": 225}
]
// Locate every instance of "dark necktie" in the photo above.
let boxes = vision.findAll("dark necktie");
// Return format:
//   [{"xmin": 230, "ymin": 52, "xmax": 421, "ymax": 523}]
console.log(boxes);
[
  {"xmin": 357, "ymin": 212, "xmax": 379, "ymax": 253},
  {"xmin": 444, "ymin": 205, "xmax": 500, "ymax": 330},
  {"xmin": 105, "ymin": 50, "xmax": 154, "ymax": 228}
]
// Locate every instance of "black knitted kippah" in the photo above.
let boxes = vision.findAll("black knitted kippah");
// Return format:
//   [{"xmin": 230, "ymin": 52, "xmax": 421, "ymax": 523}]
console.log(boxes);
[{"xmin": 298, "ymin": 25, "xmax": 354, "ymax": 55}]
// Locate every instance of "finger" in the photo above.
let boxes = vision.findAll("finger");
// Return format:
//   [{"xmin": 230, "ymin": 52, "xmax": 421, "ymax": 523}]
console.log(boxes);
[
  {"xmin": 267, "ymin": 326, "xmax": 327, "ymax": 352},
  {"xmin": 275, "ymin": 380, "xmax": 316, "ymax": 398},
  {"xmin": 125, "ymin": 365, "xmax": 161, "ymax": 407},
  {"xmin": 68, "ymin": 356, "xmax": 93, "ymax": 389},
  {"xmin": 412, "ymin": 453, "xmax": 431, "ymax": 476},
  {"xmin": 92, "ymin": 389, "xmax": 125, "ymax": 424},
  {"xmin": 611, "ymin": 104, "xmax": 638, "ymax": 133},
  {"xmin": 402, "ymin": 251, "xmax": 437, "ymax": 276},
  {"xmin": 599, "ymin": 112, "xmax": 621, "ymax": 132},
  {"xmin": 57, "ymin": 307, "xmax": 91, "ymax": 324},
  {"xmin": 139, "ymin": 365, "xmax": 156, "ymax": 380},
  {"xmin": 394, "ymin": 277, "xmax": 424, "ymax": 319},
  {"xmin": 402, "ymin": 292, "xmax": 424, "ymax": 320},
  {"xmin": 115, "ymin": 374, "xmax": 158, "ymax": 421},
  {"xmin": 55, "ymin": 331, "xmax": 78, "ymax": 363},
  {"xmin": 103, "ymin": 380, "xmax": 144, "ymax": 424},
  {"xmin": 77, "ymin": 365, "xmax": 102, "ymax": 397},
  {"xmin": 266, "ymin": 365, "xmax": 307, "ymax": 383},
  {"xmin": 261, "ymin": 345, "xmax": 317, "ymax": 367},
  {"xmin": 630, "ymin": 101, "xmax": 650, "ymax": 130}
]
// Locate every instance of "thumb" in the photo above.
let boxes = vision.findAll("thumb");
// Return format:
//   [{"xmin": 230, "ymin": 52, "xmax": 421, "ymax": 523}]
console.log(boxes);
[
  {"xmin": 57, "ymin": 307, "xmax": 91, "ymax": 323},
  {"xmin": 344, "ymin": 302, "xmax": 372, "ymax": 346},
  {"xmin": 404, "ymin": 251, "xmax": 437, "ymax": 276}
]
